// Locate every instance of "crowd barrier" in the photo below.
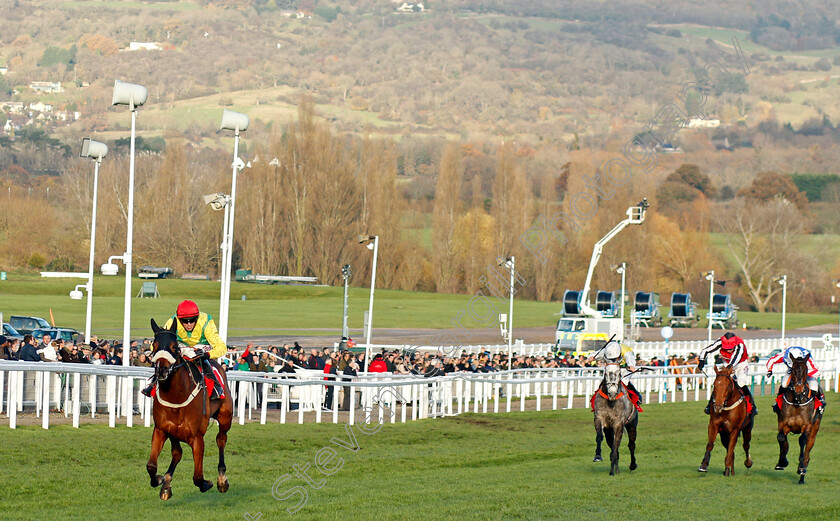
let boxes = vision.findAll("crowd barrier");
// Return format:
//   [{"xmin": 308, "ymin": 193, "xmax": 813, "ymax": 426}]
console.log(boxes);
[{"xmin": 1, "ymin": 339, "xmax": 837, "ymax": 429}]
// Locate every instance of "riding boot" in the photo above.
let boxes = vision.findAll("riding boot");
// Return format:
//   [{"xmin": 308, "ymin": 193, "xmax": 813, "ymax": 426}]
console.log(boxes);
[
  {"xmin": 772, "ymin": 385, "xmax": 784, "ymax": 413},
  {"xmin": 741, "ymin": 386, "xmax": 757, "ymax": 416},
  {"xmin": 817, "ymin": 388, "xmax": 826, "ymax": 415},
  {"xmin": 704, "ymin": 397, "xmax": 712, "ymax": 415},
  {"xmin": 625, "ymin": 382, "xmax": 643, "ymax": 412},
  {"xmin": 141, "ymin": 376, "xmax": 156, "ymax": 398},
  {"xmin": 202, "ymin": 360, "xmax": 222, "ymax": 400}
]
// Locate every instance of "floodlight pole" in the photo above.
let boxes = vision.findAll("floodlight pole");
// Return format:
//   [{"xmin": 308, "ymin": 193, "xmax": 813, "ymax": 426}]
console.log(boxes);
[
  {"xmin": 218, "ymin": 196, "xmax": 231, "ymax": 341},
  {"xmin": 706, "ymin": 270, "xmax": 715, "ymax": 344},
  {"xmin": 364, "ymin": 236, "xmax": 379, "ymax": 373},
  {"xmin": 84, "ymin": 157, "xmax": 101, "ymax": 344},
  {"xmin": 122, "ymin": 103, "xmax": 138, "ymax": 373},
  {"xmin": 779, "ymin": 275, "xmax": 787, "ymax": 345},
  {"xmin": 220, "ymin": 129, "xmax": 241, "ymax": 343},
  {"xmin": 342, "ymin": 265, "xmax": 350, "ymax": 339},
  {"xmin": 506, "ymin": 256, "xmax": 515, "ymax": 371}
]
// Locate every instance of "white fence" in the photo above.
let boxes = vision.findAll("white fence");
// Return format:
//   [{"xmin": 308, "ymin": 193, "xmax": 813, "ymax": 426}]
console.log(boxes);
[{"xmin": 1, "ymin": 337, "xmax": 838, "ymax": 430}]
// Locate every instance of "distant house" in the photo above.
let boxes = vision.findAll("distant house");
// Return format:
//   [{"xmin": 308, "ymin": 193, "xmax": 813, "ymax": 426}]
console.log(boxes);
[
  {"xmin": 397, "ymin": 2, "xmax": 424, "ymax": 12},
  {"xmin": 688, "ymin": 118, "xmax": 720, "ymax": 128},
  {"xmin": 280, "ymin": 9, "xmax": 311, "ymax": 18},
  {"xmin": 30, "ymin": 81, "xmax": 63, "ymax": 93},
  {"xmin": 0, "ymin": 66, "xmax": 8, "ymax": 75},
  {"xmin": 0, "ymin": 101, "xmax": 24, "ymax": 113},
  {"xmin": 128, "ymin": 41, "xmax": 162, "ymax": 51},
  {"xmin": 29, "ymin": 101, "xmax": 53, "ymax": 113}
]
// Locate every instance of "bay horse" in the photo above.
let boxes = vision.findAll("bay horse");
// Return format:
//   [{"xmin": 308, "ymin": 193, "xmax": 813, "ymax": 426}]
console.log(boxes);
[
  {"xmin": 146, "ymin": 318, "xmax": 234, "ymax": 500},
  {"xmin": 593, "ymin": 363, "xmax": 638, "ymax": 475},
  {"xmin": 774, "ymin": 355, "xmax": 823, "ymax": 484},
  {"xmin": 698, "ymin": 365, "xmax": 753, "ymax": 476}
]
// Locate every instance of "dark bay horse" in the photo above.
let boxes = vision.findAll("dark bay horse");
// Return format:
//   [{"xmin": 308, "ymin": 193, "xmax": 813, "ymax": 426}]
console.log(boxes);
[
  {"xmin": 774, "ymin": 355, "xmax": 823, "ymax": 484},
  {"xmin": 698, "ymin": 366, "xmax": 753, "ymax": 476},
  {"xmin": 593, "ymin": 363, "xmax": 638, "ymax": 475},
  {"xmin": 147, "ymin": 319, "xmax": 234, "ymax": 500}
]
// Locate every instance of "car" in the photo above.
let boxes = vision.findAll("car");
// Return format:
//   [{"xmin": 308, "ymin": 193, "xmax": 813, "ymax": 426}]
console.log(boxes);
[
  {"xmin": 9, "ymin": 315, "xmax": 51, "ymax": 336},
  {"xmin": 2, "ymin": 323, "xmax": 24, "ymax": 342},
  {"xmin": 32, "ymin": 328, "xmax": 81, "ymax": 344}
]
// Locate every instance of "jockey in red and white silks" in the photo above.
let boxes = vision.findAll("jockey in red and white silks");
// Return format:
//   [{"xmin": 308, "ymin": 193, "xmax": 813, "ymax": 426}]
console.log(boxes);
[
  {"xmin": 697, "ymin": 332, "xmax": 757, "ymax": 416},
  {"xmin": 698, "ymin": 332, "xmax": 749, "ymax": 386},
  {"xmin": 766, "ymin": 346, "xmax": 820, "ymax": 392}
]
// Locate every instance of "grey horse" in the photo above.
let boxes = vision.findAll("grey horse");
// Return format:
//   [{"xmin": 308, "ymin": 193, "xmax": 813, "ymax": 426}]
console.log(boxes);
[{"xmin": 593, "ymin": 363, "xmax": 639, "ymax": 475}]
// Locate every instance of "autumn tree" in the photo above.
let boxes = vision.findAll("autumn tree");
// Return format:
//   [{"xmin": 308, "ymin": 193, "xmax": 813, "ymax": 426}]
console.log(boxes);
[
  {"xmin": 738, "ymin": 171, "xmax": 808, "ymax": 209},
  {"xmin": 432, "ymin": 143, "xmax": 463, "ymax": 293}
]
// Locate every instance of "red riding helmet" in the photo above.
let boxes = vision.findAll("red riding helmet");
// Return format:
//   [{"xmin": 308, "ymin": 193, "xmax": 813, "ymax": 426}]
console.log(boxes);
[{"xmin": 176, "ymin": 300, "xmax": 200, "ymax": 319}]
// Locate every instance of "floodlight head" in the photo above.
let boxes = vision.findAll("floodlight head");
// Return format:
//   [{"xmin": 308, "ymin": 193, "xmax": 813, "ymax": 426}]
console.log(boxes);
[
  {"xmin": 366, "ymin": 242, "xmax": 375, "ymax": 251},
  {"xmin": 232, "ymin": 157, "xmax": 246, "ymax": 171},
  {"xmin": 220, "ymin": 109, "xmax": 249, "ymax": 134},
  {"xmin": 101, "ymin": 263, "xmax": 119, "ymax": 276},
  {"xmin": 358, "ymin": 234, "xmax": 374, "ymax": 244},
  {"xmin": 703, "ymin": 271, "xmax": 714, "ymax": 281},
  {"xmin": 203, "ymin": 193, "xmax": 229, "ymax": 211},
  {"xmin": 112, "ymin": 80, "xmax": 148, "ymax": 109},
  {"xmin": 69, "ymin": 289, "xmax": 84, "ymax": 300},
  {"xmin": 834, "ymin": 279, "xmax": 840, "ymax": 289},
  {"xmin": 80, "ymin": 138, "xmax": 108, "ymax": 161}
]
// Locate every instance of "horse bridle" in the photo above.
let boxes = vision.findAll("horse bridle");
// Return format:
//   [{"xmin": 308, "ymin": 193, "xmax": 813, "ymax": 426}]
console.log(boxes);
[
  {"xmin": 712, "ymin": 373, "xmax": 741, "ymax": 412},
  {"xmin": 152, "ymin": 331, "xmax": 186, "ymax": 383},
  {"xmin": 788, "ymin": 360, "xmax": 812, "ymax": 405}
]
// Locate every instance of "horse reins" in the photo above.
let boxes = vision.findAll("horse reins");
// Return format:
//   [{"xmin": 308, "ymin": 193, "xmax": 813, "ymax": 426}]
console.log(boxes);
[{"xmin": 152, "ymin": 333, "xmax": 205, "ymax": 409}]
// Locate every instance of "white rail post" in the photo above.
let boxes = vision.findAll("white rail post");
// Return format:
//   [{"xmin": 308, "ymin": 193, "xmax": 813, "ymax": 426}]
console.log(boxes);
[
  {"xmin": 8, "ymin": 371, "xmax": 17, "ymax": 429},
  {"xmin": 42, "ymin": 370, "xmax": 50, "ymax": 430},
  {"xmin": 260, "ymin": 382, "xmax": 269, "ymax": 425},
  {"xmin": 72, "ymin": 373, "xmax": 81, "ymax": 428},
  {"xmin": 107, "ymin": 375, "xmax": 116, "ymax": 428}
]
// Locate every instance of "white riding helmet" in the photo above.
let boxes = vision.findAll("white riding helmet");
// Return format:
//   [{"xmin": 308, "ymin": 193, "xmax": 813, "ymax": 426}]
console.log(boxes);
[
  {"xmin": 604, "ymin": 341, "xmax": 622, "ymax": 360},
  {"xmin": 787, "ymin": 346, "xmax": 809, "ymax": 360}
]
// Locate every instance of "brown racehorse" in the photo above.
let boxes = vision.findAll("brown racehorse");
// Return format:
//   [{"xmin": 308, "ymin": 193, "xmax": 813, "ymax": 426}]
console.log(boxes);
[
  {"xmin": 698, "ymin": 366, "xmax": 754, "ymax": 476},
  {"xmin": 774, "ymin": 355, "xmax": 823, "ymax": 484},
  {"xmin": 146, "ymin": 319, "xmax": 234, "ymax": 500}
]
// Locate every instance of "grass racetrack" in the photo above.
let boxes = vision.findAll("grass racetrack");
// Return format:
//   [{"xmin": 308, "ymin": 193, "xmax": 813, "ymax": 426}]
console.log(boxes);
[{"xmin": 1, "ymin": 393, "xmax": 838, "ymax": 520}]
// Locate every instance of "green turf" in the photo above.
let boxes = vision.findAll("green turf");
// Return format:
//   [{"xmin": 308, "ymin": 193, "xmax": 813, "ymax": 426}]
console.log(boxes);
[
  {"xmin": 0, "ymin": 394, "xmax": 838, "ymax": 520},
  {"xmin": 0, "ymin": 272, "xmax": 562, "ymax": 337}
]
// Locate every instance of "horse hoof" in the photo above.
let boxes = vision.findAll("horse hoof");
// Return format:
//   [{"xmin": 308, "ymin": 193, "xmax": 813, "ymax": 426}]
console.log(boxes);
[
  {"xmin": 218, "ymin": 480, "xmax": 229, "ymax": 493},
  {"xmin": 609, "ymin": 470, "xmax": 615, "ymax": 476},
  {"xmin": 698, "ymin": 467, "xmax": 707, "ymax": 473},
  {"xmin": 593, "ymin": 455, "xmax": 602, "ymax": 462},
  {"xmin": 197, "ymin": 480, "xmax": 213, "ymax": 493},
  {"xmin": 775, "ymin": 464, "xmax": 787, "ymax": 471},
  {"xmin": 151, "ymin": 475, "xmax": 163, "ymax": 488},
  {"xmin": 798, "ymin": 468, "xmax": 807, "ymax": 476},
  {"xmin": 799, "ymin": 475, "xmax": 806, "ymax": 485},
  {"xmin": 629, "ymin": 463, "xmax": 637, "ymax": 471},
  {"xmin": 745, "ymin": 459, "xmax": 753, "ymax": 469},
  {"xmin": 160, "ymin": 488, "xmax": 172, "ymax": 501},
  {"xmin": 723, "ymin": 468, "xmax": 732, "ymax": 477}
]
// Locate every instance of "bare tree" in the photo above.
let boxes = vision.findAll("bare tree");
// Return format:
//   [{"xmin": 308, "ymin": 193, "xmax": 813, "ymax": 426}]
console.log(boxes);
[
  {"xmin": 432, "ymin": 143, "xmax": 463, "ymax": 293},
  {"xmin": 715, "ymin": 197, "xmax": 806, "ymax": 312}
]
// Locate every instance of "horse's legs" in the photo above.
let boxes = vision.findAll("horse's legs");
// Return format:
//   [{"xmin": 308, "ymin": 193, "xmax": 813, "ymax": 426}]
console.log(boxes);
[
  {"xmin": 593, "ymin": 417, "xmax": 604, "ymax": 462},
  {"xmin": 159, "ymin": 438, "xmax": 183, "ymax": 501},
  {"xmin": 190, "ymin": 436, "xmax": 213, "ymax": 492},
  {"xmin": 146, "ymin": 427, "xmax": 166, "ymax": 489},
  {"xmin": 626, "ymin": 417, "xmax": 638, "ymax": 471},
  {"xmin": 699, "ymin": 422, "xmax": 717, "ymax": 472},
  {"xmin": 742, "ymin": 423, "xmax": 753, "ymax": 469},
  {"xmin": 723, "ymin": 429, "xmax": 739, "ymax": 476},
  {"xmin": 775, "ymin": 425, "xmax": 790, "ymax": 470},
  {"xmin": 798, "ymin": 422, "xmax": 819, "ymax": 484},
  {"xmin": 215, "ymin": 384, "xmax": 234, "ymax": 493},
  {"xmin": 610, "ymin": 425, "xmax": 624, "ymax": 476}
]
